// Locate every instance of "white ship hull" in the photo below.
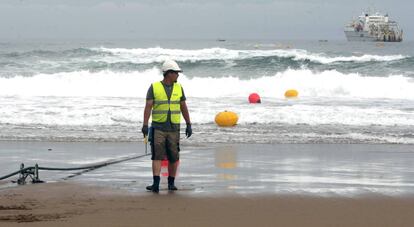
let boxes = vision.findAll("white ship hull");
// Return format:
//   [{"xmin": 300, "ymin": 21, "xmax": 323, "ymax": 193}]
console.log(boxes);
[{"xmin": 344, "ymin": 31, "xmax": 378, "ymax": 42}]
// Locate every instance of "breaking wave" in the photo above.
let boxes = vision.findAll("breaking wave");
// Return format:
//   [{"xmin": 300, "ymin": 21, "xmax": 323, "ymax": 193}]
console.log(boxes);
[
  {"xmin": 96, "ymin": 47, "xmax": 408, "ymax": 64},
  {"xmin": 1, "ymin": 68, "xmax": 413, "ymax": 100}
]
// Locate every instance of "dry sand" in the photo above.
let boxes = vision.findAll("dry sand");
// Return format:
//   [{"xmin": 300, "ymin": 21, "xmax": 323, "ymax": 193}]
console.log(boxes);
[{"xmin": 1, "ymin": 182, "xmax": 414, "ymax": 227}]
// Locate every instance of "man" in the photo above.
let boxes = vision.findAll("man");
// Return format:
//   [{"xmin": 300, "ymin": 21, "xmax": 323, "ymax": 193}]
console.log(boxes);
[{"xmin": 142, "ymin": 59, "xmax": 192, "ymax": 193}]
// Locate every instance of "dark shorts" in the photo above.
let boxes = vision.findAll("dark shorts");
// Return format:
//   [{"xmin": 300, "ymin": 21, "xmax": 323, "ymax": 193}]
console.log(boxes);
[{"xmin": 150, "ymin": 129, "xmax": 180, "ymax": 163}]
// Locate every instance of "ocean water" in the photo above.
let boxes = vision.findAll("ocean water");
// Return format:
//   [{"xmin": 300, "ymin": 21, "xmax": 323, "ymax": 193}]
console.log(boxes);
[{"xmin": 1, "ymin": 39, "xmax": 414, "ymax": 144}]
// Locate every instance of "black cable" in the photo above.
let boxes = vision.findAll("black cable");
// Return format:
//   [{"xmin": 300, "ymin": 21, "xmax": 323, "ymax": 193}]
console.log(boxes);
[
  {"xmin": 0, "ymin": 154, "xmax": 149, "ymax": 181},
  {"xmin": 0, "ymin": 168, "xmax": 32, "ymax": 181}
]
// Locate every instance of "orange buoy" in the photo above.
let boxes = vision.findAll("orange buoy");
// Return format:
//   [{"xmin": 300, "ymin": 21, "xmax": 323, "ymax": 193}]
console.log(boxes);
[
  {"xmin": 284, "ymin": 89, "xmax": 298, "ymax": 98},
  {"xmin": 215, "ymin": 111, "xmax": 238, "ymax": 127},
  {"xmin": 248, "ymin": 93, "xmax": 261, "ymax": 103}
]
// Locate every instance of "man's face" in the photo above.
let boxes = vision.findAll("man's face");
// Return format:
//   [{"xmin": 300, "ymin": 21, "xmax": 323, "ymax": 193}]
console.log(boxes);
[{"xmin": 169, "ymin": 71, "xmax": 179, "ymax": 82}]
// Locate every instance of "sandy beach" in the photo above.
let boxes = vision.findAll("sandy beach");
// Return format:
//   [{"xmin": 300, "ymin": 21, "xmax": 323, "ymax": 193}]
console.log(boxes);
[
  {"xmin": 1, "ymin": 142, "xmax": 414, "ymax": 226},
  {"xmin": 0, "ymin": 182, "xmax": 413, "ymax": 227}
]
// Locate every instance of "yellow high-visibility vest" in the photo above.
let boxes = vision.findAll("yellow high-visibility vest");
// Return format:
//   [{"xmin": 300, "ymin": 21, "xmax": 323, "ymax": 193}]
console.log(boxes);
[{"xmin": 152, "ymin": 81, "xmax": 182, "ymax": 124}]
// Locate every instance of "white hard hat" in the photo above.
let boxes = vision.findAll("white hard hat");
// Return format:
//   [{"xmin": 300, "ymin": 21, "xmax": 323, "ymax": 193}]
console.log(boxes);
[{"xmin": 161, "ymin": 59, "xmax": 182, "ymax": 73}]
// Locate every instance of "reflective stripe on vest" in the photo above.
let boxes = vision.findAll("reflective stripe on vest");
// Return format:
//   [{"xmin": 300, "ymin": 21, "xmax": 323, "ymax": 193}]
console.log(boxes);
[{"xmin": 152, "ymin": 82, "xmax": 182, "ymax": 124}]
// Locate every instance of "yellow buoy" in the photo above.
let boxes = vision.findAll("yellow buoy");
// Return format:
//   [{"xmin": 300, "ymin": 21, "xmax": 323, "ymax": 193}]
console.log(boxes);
[
  {"xmin": 284, "ymin": 89, "xmax": 299, "ymax": 98},
  {"xmin": 215, "ymin": 111, "xmax": 238, "ymax": 127}
]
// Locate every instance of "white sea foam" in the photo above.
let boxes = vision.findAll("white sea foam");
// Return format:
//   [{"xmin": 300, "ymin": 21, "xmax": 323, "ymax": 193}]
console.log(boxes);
[
  {"xmin": 189, "ymin": 100, "xmax": 414, "ymax": 126},
  {"xmin": 289, "ymin": 51, "xmax": 406, "ymax": 64},
  {"xmin": 0, "ymin": 68, "xmax": 159, "ymax": 97},
  {"xmin": 1, "ymin": 95, "xmax": 414, "ymax": 128},
  {"xmin": 1, "ymin": 68, "xmax": 414, "ymax": 100},
  {"xmin": 95, "ymin": 47, "xmax": 407, "ymax": 64},
  {"xmin": 1, "ymin": 68, "xmax": 414, "ymax": 133}
]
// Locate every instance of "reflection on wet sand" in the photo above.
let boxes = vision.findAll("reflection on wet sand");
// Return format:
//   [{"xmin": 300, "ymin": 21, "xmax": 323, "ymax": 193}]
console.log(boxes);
[
  {"xmin": 2, "ymin": 142, "xmax": 414, "ymax": 196},
  {"xmin": 215, "ymin": 146, "xmax": 237, "ymax": 169},
  {"xmin": 215, "ymin": 146, "xmax": 237, "ymax": 181}
]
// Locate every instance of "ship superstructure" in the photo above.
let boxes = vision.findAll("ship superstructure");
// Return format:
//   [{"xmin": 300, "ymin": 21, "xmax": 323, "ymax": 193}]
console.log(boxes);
[{"xmin": 344, "ymin": 12, "xmax": 403, "ymax": 42}]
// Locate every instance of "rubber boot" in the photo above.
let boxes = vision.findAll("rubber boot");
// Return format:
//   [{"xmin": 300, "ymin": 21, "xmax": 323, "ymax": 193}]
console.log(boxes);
[
  {"xmin": 168, "ymin": 176, "xmax": 177, "ymax": 191},
  {"xmin": 146, "ymin": 176, "xmax": 160, "ymax": 193}
]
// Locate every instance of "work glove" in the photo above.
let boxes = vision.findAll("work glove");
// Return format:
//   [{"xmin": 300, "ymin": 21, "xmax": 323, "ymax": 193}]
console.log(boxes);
[
  {"xmin": 141, "ymin": 125, "xmax": 149, "ymax": 138},
  {"xmin": 185, "ymin": 123, "xmax": 192, "ymax": 138}
]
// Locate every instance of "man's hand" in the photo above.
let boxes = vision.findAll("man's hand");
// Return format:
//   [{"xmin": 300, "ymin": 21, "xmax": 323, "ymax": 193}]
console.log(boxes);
[
  {"xmin": 141, "ymin": 125, "xmax": 149, "ymax": 138},
  {"xmin": 185, "ymin": 123, "xmax": 192, "ymax": 138}
]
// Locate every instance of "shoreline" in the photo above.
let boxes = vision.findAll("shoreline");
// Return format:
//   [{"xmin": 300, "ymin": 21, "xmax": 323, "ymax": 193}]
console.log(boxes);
[
  {"xmin": 1, "ymin": 182, "xmax": 414, "ymax": 227},
  {"xmin": 1, "ymin": 142, "xmax": 414, "ymax": 225},
  {"xmin": 1, "ymin": 141, "xmax": 414, "ymax": 196}
]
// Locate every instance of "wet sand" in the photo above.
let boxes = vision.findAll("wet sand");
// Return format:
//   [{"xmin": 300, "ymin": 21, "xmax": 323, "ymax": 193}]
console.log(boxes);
[
  {"xmin": 1, "ymin": 142, "xmax": 414, "ymax": 226},
  {"xmin": 2, "ymin": 142, "xmax": 414, "ymax": 195},
  {"xmin": 1, "ymin": 182, "xmax": 414, "ymax": 227}
]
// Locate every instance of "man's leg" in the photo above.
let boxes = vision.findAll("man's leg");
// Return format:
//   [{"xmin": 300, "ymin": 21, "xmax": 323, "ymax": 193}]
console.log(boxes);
[
  {"xmin": 152, "ymin": 160, "xmax": 162, "ymax": 176},
  {"xmin": 147, "ymin": 129, "xmax": 166, "ymax": 193},
  {"xmin": 167, "ymin": 162, "xmax": 179, "ymax": 191},
  {"xmin": 167, "ymin": 161, "xmax": 178, "ymax": 177},
  {"xmin": 166, "ymin": 131, "xmax": 180, "ymax": 190},
  {"xmin": 146, "ymin": 160, "xmax": 161, "ymax": 193}
]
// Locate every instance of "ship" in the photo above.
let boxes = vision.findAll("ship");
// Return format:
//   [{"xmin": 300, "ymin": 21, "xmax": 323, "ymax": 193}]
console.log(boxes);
[{"xmin": 344, "ymin": 12, "xmax": 403, "ymax": 42}]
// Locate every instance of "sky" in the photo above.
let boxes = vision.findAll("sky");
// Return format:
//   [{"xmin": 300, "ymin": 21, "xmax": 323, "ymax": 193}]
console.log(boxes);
[{"xmin": 0, "ymin": 0, "xmax": 412, "ymax": 40}]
